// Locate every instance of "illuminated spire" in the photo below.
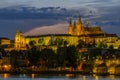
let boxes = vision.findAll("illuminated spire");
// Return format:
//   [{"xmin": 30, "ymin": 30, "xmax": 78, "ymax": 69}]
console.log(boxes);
[
  {"xmin": 72, "ymin": 20, "xmax": 77, "ymax": 35},
  {"xmin": 78, "ymin": 15, "xmax": 82, "ymax": 24},
  {"xmin": 74, "ymin": 20, "xmax": 76, "ymax": 29},
  {"xmin": 68, "ymin": 18, "xmax": 73, "ymax": 34}
]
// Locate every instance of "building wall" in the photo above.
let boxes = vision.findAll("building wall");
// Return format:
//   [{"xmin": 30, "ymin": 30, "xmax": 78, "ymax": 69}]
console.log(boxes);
[
  {"xmin": 68, "ymin": 17, "xmax": 103, "ymax": 36},
  {"xmin": 25, "ymin": 35, "xmax": 82, "ymax": 47},
  {"xmin": 0, "ymin": 39, "xmax": 10, "ymax": 45},
  {"xmin": 13, "ymin": 17, "xmax": 120, "ymax": 50},
  {"xmin": 22, "ymin": 34, "xmax": 119, "ymax": 50},
  {"xmin": 14, "ymin": 30, "xmax": 26, "ymax": 50}
]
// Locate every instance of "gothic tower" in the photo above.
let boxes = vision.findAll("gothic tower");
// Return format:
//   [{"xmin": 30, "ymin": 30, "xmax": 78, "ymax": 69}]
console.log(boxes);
[
  {"xmin": 84, "ymin": 19, "xmax": 90, "ymax": 35},
  {"xmin": 73, "ymin": 20, "xmax": 77, "ymax": 35},
  {"xmin": 14, "ymin": 30, "xmax": 26, "ymax": 50},
  {"xmin": 76, "ymin": 16, "xmax": 84, "ymax": 35},
  {"xmin": 68, "ymin": 18, "xmax": 73, "ymax": 35},
  {"xmin": 68, "ymin": 16, "xmax": 85, "ymax": 36}
]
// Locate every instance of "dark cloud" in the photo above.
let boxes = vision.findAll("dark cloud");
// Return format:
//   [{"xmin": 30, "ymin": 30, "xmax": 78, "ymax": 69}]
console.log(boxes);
[
  {"xmin": 0, "ymin": 5, "xmax": 120, "ymax": 39},
  {"xmin": 0, "ymin": 7, "xmax": 68, "ymax": 20}
]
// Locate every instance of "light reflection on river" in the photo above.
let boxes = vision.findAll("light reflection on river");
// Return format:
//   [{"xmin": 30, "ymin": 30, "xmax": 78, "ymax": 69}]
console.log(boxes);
[{"xmin": 0, "ymin": 73, "xmax": 120, "ymax": 80}]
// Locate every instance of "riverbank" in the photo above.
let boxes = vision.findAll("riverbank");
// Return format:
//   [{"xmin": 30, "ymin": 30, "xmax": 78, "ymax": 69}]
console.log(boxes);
[
  {"xmin": 0, "ymin": 70, "xmax": 91, "ymax": 75},
  {"xmin": 0, "ymin": 70, "xmax": 114, "ymax": 76}
]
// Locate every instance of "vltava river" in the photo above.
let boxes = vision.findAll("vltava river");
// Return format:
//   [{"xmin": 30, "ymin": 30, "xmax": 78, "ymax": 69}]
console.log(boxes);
[{"xmin": 0, "ymin": 73, "xmax": 120, "ymax": 80}]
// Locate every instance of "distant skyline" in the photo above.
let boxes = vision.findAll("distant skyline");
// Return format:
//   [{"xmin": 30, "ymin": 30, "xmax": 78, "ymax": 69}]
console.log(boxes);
[{"xmin": 0, "ymin": 0, "xmax": 120, "ymax": 39}]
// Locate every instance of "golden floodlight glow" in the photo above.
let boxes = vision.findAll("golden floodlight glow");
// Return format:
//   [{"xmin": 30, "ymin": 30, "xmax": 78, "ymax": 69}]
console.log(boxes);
[
  {"xmin": 31, "ymin": 74, "xmax": 35, "ymax": 79},
  {"xmin": 3, "ymin": 73, "xmax": 9, "ymax": 79}
]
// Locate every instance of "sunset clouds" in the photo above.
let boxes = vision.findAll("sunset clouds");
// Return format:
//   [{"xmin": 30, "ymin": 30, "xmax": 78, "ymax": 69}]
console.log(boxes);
[{"xmin": 24, "ymin": 23, "xmax": 68, "ymax": 36}]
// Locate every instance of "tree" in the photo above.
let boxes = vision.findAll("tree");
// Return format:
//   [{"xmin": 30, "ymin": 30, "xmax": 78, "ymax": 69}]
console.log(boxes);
[
  {"xmin": 10, "ymin": 50, "xmax": 21, "ymax": 71},
  {"xmin": 29, "ymin": 40, "xmax": 36, "ymax": 48},
  {"xmin": 118, "ymin": 45, "xmax": 120, "ymax": 49},
  {"xmin": 38, "ymin": 38, "xmax": 44, "ymax": 45},
  {"xmin": 86, "ymin": 43, "xmax": 93, "ymax": 48},
  {"xmin": 41, "ymin": 48, "xmax": 56, "ymax": 69},
  {"xmin": 57, "ymin": 46, "xmax": 67, "ymax": 69},
  {"xmin": 77, "ymin": 39, "xmax": 85, "ymax": 48},
  {"xmin": 109, "ymin": 45, "xmax": 114, "ymax": 50},
  {"xmin": 0, "ymin": 46, "xmax": 6, "ymax": 57},
  {"xmin": 88, "ymin": 48, "xmax": 102, "ymax": 60},
  {"xmin": 66, "ymin": 45, "xmax": 79, "ymax": 70},
  {"xmin": 98, "ymin": 42, "xmax": 104, "ymax": 49},
  {"xmin": 98, "ymin": 42, "xmax": 107, "ymax": 49},
  {"xmin": 63, "ymin": 40, "xmax": 68, "ymax": 47},
  {"xmin": 54, "ymin": 38, "xmax": 64, "ymax": 46},
  {"xmin": 92, "ymin": 38, "xmax": 96, "ymax": 47},
  {"xmin": 26, "ymin": 46, "xmax": 41, "ymax": 67}
]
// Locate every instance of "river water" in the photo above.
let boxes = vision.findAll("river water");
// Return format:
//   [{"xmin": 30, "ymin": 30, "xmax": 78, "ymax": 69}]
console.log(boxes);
[{"xmin": 0, "ymin": 73, "xmax": 120, "ymax": 80}]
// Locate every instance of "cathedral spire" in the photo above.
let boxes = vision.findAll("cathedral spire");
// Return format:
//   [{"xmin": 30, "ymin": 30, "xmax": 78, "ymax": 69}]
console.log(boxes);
[
  {"xmin": 77, "ymin": 15, "xmax": 82, "ymax": 24},
  {"xmin": 68, "ymin": 18, "xmax": 73, "ymax": 35},
  {"xmin": 74, "ymin": 20, "xmax": 76, "ymax": 29},
  {"xmin": 72, "ymin": 20, "xmax": 77, "ymax": 35}
]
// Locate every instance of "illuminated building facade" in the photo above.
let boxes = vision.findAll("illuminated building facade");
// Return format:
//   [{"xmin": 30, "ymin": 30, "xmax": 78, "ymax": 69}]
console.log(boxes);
[
  {"xmin": 13, "ymin": 17, "xmax": 120, "ymax": 50},
  {"xmin": 14, "ymin": 30, "xmax": 26, "ymax": 50},
  {"xmin": 68, "ymin": 17, "xmax": 103, "ymax": 36},
  {"xmin": 0, "ymin": 38, "xmax": 14, "ymax": 51},
  {"xmin": 0, "ymin": 38, "xmax": 10, "ymax": 45}
]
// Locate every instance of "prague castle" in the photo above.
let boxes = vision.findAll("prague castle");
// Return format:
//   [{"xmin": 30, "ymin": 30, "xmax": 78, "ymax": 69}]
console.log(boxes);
[
  {"xmin": 68, "ymin": 17, "xmax": 103, "ymax": 36},
  {"xmin": 1, "ymin": 17, "xmax": 120, "ymax": 51}
]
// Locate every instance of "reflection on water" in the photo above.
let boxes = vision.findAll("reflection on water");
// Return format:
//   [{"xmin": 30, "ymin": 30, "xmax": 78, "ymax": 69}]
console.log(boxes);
[
  {"xmin": 95, "ymin": 75, "xmax": 99, "ymax": 80},
  {"xmin": 0, "ymin": 73, "xmax": 10, "ymax": 79},
  {"xmin": 82, "ymin": 76, "xmax": 86, "ymax": 80},
  {"xmin": 0, "ymin": 73, "xmax": 120, "ymax": 80},
  {"xmin": 31, "ymin": 74, "xmax": 35, "ymax": 79},
  {"xmin": 4, "ymin": 73, "xmax": 9, "ymax": 79}
]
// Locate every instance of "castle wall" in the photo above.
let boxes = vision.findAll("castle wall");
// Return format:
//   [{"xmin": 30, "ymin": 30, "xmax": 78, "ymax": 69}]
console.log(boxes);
[
  {"xmin": 13, "ymin": 17, "xmax": 120, "ymax": 50},
  {"xmin": 25, "ymin": 35, "xmax": 82, "ymax": 47}
]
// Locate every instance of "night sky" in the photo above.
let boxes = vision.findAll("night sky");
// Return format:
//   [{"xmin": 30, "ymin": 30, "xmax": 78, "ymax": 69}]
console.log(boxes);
[{"xmin": 0, "ymin": 0, "xmax": 120, "ymax": 39}]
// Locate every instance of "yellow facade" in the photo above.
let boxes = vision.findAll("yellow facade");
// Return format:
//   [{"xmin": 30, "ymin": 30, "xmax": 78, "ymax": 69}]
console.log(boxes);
[
  {"xmin": 0, "ymin": 38, "xmax": 10, "ymax": 45},
  {"xmin": 25, "ymin": 35, "xmax": 81, "ymax": 47},
  {"xmin": 13, "ymin": 17, "xmax": 120, "ymax": 50},
  {"xmin": 14, "ymin": 30, "xmax": 26, "ymax": 50},
  {"xmin": 0, "ymin": 38, "xmax": 14, "ymax": 51},
  {"xmin": 68, "ymin": 17, "xmax": 103, "ymax": 36}
]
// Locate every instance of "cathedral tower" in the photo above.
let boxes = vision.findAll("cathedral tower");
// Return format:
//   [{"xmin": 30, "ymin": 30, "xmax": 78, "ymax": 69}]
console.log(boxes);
[
  {"xmin": 73, "ymin": 20, "xmax": 77, "ymax": 35},
  {"xmin": 84, "ymin": 19, "xmax": 90, "ymax": 35},
  {"xmin": 75, "ymin": 16, "xmax": 84, "ymax": 35},
  {"xmin": 68, "ymin": 19, "xmax": 73, "ymax": 35},
  {"xmin": 68, "ymin": 16, "xmax": 86, "ymax": 36}
]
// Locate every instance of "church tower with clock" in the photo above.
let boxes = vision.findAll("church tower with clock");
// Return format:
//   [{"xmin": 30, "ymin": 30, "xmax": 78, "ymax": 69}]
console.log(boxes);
[{"xmin": 14, "ymin": 30, "xmax": 26, "ymax": 50}]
